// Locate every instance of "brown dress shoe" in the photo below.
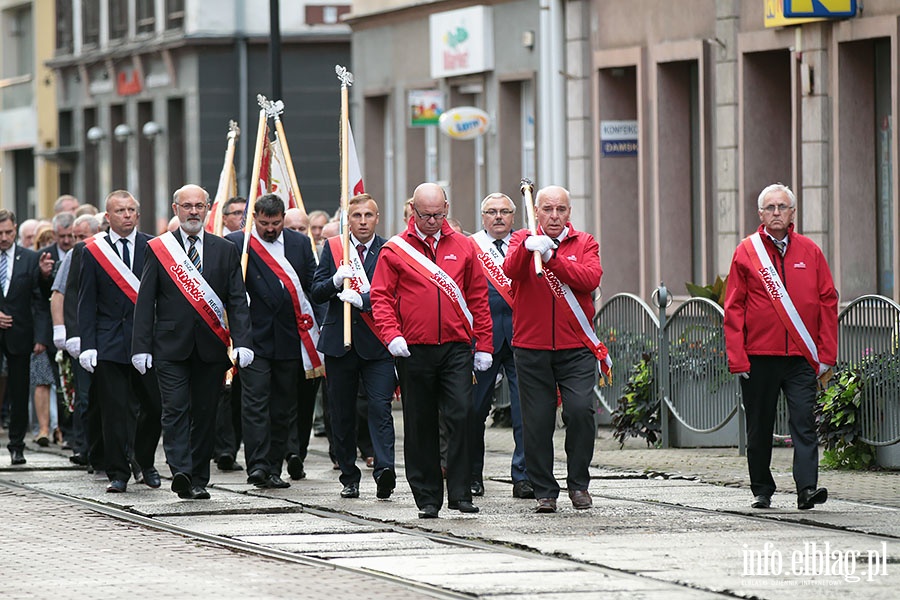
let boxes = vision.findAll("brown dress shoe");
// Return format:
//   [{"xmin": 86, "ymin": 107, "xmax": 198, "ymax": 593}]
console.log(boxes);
[
  {"xmin": 535, "ymin": 497, "xmax": 557, "ymax": 513},
  {"xmin": 568, "ymin": 489, "xmax": 592, "ymax": 510}
]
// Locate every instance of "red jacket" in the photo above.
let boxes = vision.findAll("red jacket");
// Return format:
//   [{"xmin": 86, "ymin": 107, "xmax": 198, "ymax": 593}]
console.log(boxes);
[
  {"xmin": 503, "ymin": 224, "xmax": 602, "ymax": 350},
  {"xmin": 370, "ymin": 218, "xmax": 493, "ymax": 353},
  {"xmin": 724, "ymin": 223, "xmax": 838, "ymax": 373}
]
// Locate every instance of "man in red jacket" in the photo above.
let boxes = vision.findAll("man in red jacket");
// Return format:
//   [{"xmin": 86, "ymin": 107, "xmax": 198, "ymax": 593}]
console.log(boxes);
[
  {"xmin": 371, "ymin": 182, "xmax": 493, "ymax": 519},
  {"xmin": 724, "ymin": 183, "xmax": 838, "ymax": 511},
  {"xmin": 504, "ymin": 185, "xmax": 603, "ymax": 514}
]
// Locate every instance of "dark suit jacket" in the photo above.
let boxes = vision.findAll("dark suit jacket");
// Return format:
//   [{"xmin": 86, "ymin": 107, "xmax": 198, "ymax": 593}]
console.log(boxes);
[
  {"xmin": 0, "ymin": 245, "xmax": 51, "ymax": 355},
  {"xmin": 487, "ymin": 280, "xmax": 514, "ymax": 352},
  {"xmin": 63, "ymin": 242, "xmax": 86, "ymax": 335},
  {"xmin": 78, "ymin": 232, "xmax": 151, "ymax": 364},
  {"xmin": 225, "ymin": 228, "xmax": 321, "ymax": 361},
  {"xmin": 132, "ymin": 231, "xmax": 251, "ymax": 364},
  {"xmin": 311, "ymin": 235, "xmax": 390, "ymax": 360}
]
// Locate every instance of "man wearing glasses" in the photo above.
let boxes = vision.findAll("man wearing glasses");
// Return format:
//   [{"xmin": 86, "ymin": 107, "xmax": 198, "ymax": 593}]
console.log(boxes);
[
  {"xmin": 468, "ymin": 193, "xmax": 532, "ymax": 501},
  {"xmin": 133, "ymin": 184, "xmax": 253, "ymax": 500},
  {"xmin": 504, "ymin": 185, "xmax": 604, "ymax": 514},
  {"xmin": 724, "ymin": 183, "xmax": 837, "ymax": 511},
  {"xmin": 371, "ymin": 182, "xmax": 493, "ymax": 519},
  {"xmin": 220, "ymin": 196, "xmax": 247, "ymax": 235}
]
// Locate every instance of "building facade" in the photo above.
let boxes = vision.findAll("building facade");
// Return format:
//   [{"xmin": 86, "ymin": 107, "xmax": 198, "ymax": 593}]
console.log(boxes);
[
  {"xmin": 347, "ymin": 0, "xmax": 899, "ymax": 304},
  {"xmin": 41, "ymin": 0, "xmax": 351, "ymax": 233}
]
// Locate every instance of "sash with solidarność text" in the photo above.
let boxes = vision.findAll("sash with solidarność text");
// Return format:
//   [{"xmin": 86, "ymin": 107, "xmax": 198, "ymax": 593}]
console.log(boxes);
[
  {"xmin": 742, "ymin": 232, "xmax": 820, "ymax": 371},
  {"xmin": 148, "ymin": 232, "xmax": 230, "ymax": 347},
  {"xmin": 384, "ymin": 235, "xmax": 474, "ymax": 338},
  {"xmin": 84, "ymin": 235, "xmax": 140, "ymax": 303},
  {"xmin": 326, "ymin": 236, "xmax": 385, "ymax": 344},
  {"xmin": 250, "ymin": 235, "xmax": 325, "ymax": 378},
  {"xmin": 470, "ymin": 230, "xmax": 514, "ymax": 307}
]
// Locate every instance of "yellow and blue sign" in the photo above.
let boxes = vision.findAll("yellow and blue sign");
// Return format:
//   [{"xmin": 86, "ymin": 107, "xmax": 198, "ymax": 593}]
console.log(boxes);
[{"xmin": 783, "ymin": 0, "xmax": 856, "ymax": 18}]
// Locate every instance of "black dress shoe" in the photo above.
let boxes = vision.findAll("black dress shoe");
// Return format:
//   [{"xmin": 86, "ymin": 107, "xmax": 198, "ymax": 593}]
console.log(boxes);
[
  {"xmin": 262, "ymin": 474, "xmax": 290, "ymax": 489},
  {"xmin": 9, "ymin": 449, "xmax": 25, "ymax": 465},
  {"xmin": 751, "ymin": 495, "xmax": 771, "ymax": 509},
  {"xmin": 376, "ymin": 469, "xmax": 396, "ymax": 499},
  {"xmin": 286, "ymin": 455, "xmax": 305, "ymax": 480},
  {"xmin": 418, "ymin": 505, "xmax": 439, "ymax": 519},
  {"xmin": 171, "ymin": 472, "xmax": 193, "ymax": 498},
  {"xmin": 215, "ymin": 454, "xmax": 243, "ymax": 471},
  {"xmin": 797, "ymin": 487, "xmax": 828, "ymax": 510},
  {"xmin": 470, "ymin": 480, "xmax": 485, "ymax": 497},
  {"xmin": 69, "ymin": 452, "xmax": 89, "ymax": 466},
  {"xmin": 142, "ymin": 468, "xmax": 162, "ymax": 489},
  {"xmin": 190, "ymin": 486, "xmax": 211, "ymax": 500},
  {"xmin": 340, "ymin": 482, "xmax": 360, "ymax": 498},
  {"xmin": 106, "ymin": 480, "xmax": 127, "ymax": 493},
  {"xmin": 247, "ymin": 468, "xmax": 268, "ymax": 486},
  {"xmin": 447, "ymin": 500, "xmax": 479, "ymax": 513},
  {"xmin": 513, "ymin": 480, "xmax": 535, "ymax": 499}
]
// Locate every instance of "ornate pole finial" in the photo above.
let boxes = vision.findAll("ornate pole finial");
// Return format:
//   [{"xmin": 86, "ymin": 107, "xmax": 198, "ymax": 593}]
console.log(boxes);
[{"xmin": 335, "ymin": 65, "xmax": 354, "ymax": 88}]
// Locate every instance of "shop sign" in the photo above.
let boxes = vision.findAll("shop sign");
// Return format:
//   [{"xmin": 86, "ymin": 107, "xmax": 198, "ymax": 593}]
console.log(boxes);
[
  {"xmin": 438, "ymin": 107, "xmax": 490, "ymax": 140},
  {"xmin": 600, "ymin": 120, "xmax": 638, "ymax": 157},
  {"xmin": 430, "ymin": 6, "xmax": 493, "ymax": 79},
  {"xmin": 409, "ymin": 89, "xmax": 444, "ymax": 127}
]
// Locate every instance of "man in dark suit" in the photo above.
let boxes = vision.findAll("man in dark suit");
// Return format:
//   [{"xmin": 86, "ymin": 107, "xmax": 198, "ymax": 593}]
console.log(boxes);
[
  {"xmin": 0, "ymin": 209, "xmax": 53, "ymax": 465},
  {"xmin": 78, "ymin": 191, "xmax": 162, "ymax": 493},
  {"xmin": 225, "ymin": 194, "xmax": 319, "ymax": 489},
  {"xmin": 312, "ymin": 193, "xmax": 396, "ymax": 500},
  {"xmin": 132, "ymin": 184, "xmax": 253, "ymax": 500},
  {"xmin": 469, "ymin": 193, "xmax": 532, "ymax": 500}
]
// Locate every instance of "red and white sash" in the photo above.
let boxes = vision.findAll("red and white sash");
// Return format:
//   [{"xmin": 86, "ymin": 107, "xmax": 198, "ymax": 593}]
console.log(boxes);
[
  {"xmin": 249, "ymin": 235, "xmax": 325, "ymax": 378},
  {"xmin": 326, "ymin": 236, "xmax": 385, "ymax": 343},
  {"xmin": 148, "ymin": 232, "xmax": 230, "ymax": 347},
  {"xmin": 84, "ymin": 235, "xmax": 140, "ymax": 304},
  {"xmin": 470, "ymin": 230, "xmax": 513, "ymax": 307},
  {"xmin": 743, "ymin": 232, "xmax": 820, "ymax": 371},
  {"xmin": 384, "ymin": 235, "xmax": 474, "ymax": 338},
  {"xmin": 542, "ymin": 267, "xmax": 613, "ymax": 381}
]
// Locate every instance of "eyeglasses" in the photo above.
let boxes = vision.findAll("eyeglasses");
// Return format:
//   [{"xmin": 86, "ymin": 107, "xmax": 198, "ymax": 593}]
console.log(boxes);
[
  {"xmin": 482, "ymin": 209, "xmax": 514, "ymax": 217},
  {"xmin": 177, "ymin": 203, "xmax": 209, "ymax": 212},
  {"xmin": 761, "ymin": 204, "xmax": 792, "ymax": 213},
  {"xmin": 413, "ymin": 206, "xmax": 446, "ymax": 221},
  {"xmin": 223, "ymin": 210, "xmax": 243, "ymax": 216}
]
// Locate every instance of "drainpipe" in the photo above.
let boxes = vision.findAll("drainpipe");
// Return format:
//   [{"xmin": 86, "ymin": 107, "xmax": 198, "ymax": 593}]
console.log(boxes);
[{"xmin": 538, "ymin": 0, "xmax": 566, "ymax": 185}]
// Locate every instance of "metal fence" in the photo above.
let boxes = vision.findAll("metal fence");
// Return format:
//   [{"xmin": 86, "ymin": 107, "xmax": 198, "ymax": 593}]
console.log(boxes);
[{"xmin": 594, "ymin": 287, "xmax": 900, "ymax": 453}]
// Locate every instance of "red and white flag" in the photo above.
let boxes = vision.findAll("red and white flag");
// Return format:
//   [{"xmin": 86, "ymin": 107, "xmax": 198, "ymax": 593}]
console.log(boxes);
[
  {"xmin": 348, "ymin": 124, "xmax": 365, "ymax": 196},
  {"xmin": 268, "ymin": 133, "xmax": 299, "ymax": 209}
]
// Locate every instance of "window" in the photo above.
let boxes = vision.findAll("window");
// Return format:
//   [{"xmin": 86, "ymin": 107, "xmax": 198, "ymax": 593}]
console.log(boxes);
[
  {"xmin": 109, "ymin": 0, "xmax": 128, "ymax": 41},
  {"xmin": 166, "ymin": 0, "xmax": 184, "ymax": 30},
  {"xmin": 56, "ymin": 0, "xmax": 73, "ymax": 54},
  {"xmin": 136, "ymin": 0, "xmax": 155, "ymax": 34},
  {"xmin": 82, "ymin": 0, "xmax": 100, "ymax": 47}
]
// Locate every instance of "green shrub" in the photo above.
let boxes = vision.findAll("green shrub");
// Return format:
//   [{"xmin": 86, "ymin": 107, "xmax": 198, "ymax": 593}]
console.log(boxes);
[{"xmin": 612, "ymin": 353, "xmax": 660, "ymax": 448}]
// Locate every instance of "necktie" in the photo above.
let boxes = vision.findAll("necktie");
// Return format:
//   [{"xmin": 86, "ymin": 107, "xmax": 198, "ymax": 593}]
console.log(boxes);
[
  {"xmin": 356, "ymin": 243, "xmax": 366, "ymax": 264},
  {"xmin": 426, "ymin": 235, "xmax": 437, "ymax": 260},
  {"xmin": 187, "ymin": 235, "xmax": 202, "ymax": 272},
  {"xmin": 551, "ymin": 238, "xmax": 560, "ymax": 259},
  {"xmin": 120, "ymin": 238, "xmax": 131, "ymax": 270},
  {"xmin": 0, "ymin": 250, "xmax": 7, "ymax": 294},
  {"xmin": 772, "ymin": 238, "xmax": 786, "ymax": 256},
  {"xmin": 493, "ymin": 238, "xmax": 505, "ymax": 257}
]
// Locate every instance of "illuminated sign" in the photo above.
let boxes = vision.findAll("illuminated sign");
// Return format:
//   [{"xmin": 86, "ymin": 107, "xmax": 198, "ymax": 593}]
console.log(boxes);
[{"xmin": 784, "ymin": 0, "xmax": 857, "ymax": 18}]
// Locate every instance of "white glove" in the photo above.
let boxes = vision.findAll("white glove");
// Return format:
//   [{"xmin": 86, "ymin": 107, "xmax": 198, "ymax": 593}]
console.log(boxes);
[
  {"xmin": 332, "ymin": 265, "xmax": 355, "ymax": 289},
  {"xmin": 524, "ymin": 235, "xmax": 555, "ymax": 261},
  {"xmin": 738, "ymin": 372, "xmax": 749, "ymax": 380},
  {"xmin": 53, "ymin": 325, "xmax": 67, "ymax": 351},
  {"xmin": 473, "ymin": 351, "xmax": 493, "ymax": 372},
  {"xmin": 338, "ymin": 288, "xmax": 363, "ymax": 309},
  {"xmin": 388, "ymin": 336, "xmax": 410, "ymax": 358},
  {"xmin": 232, "ymin": 347, "xmax": 255, "ymax": 368},
  {"xmin": 79, "ymin": 349, "xmax": 98, "ymax": 373},
  {"xmin": 65, "ymin": 337, "xmax": 81, "ymax": 358},
  {"xmin": 818, "ymin": 364, "xmax": 832, "ymax": 377},
  {"xmin": 131, "ymin": 353, "xmax": 153, "ymax": 375}
]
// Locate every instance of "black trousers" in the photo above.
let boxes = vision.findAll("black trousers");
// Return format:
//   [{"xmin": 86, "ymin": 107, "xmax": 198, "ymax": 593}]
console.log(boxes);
[
  {"xmin": 741, "ymin": 355, "xmax": 819, "ymax": 497},
  {"xmin": 155, "ymin": 353, "xmax": 228, "ymax": 488},
  {"xmin": 94, "ymin": 360, "xmax": 162, "ymax": 482},
  {"xmin": 240, "ymin": 357, "xmax": 298, "ymax": 475},
  {"xmin": 3, "ymin": 350, "xmax": 32, "ymax": 453},
  {"xmin": 514, "ymin": 347, "xmax": 596, "ymax": 500},
  {"xmin": 325, "ymin": 352, "xmax": 396, "ymax": 486},
  {"xmin": 213, "ymin": 371, "xmax": 242, "ymax": 461},
  {"xmin": 396, "ymin": 342, "xmax": 472, "ymax": 509},
  {"xmin": 287, "ymin": 374, "xmax": 322, "ymax": 464}
]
